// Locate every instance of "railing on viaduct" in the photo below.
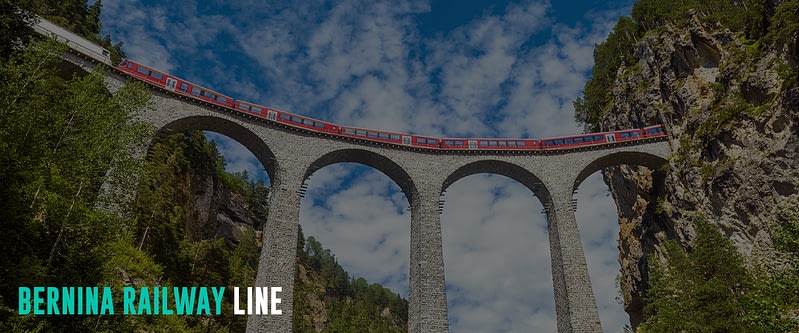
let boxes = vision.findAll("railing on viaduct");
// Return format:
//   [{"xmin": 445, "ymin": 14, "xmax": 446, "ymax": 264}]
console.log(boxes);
[{"xmin": 55, "ymin": 40, "xmax": 671, "ymax": 333}]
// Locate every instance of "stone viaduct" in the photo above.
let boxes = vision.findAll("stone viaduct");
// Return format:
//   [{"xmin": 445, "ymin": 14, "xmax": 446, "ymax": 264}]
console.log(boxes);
[{"xmin": 63, "ymin": 51, "xmax": 671, "ymax": 333}]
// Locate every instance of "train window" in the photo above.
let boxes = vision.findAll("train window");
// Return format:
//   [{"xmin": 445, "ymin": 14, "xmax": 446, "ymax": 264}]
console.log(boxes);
[
  {"xmin": 179, "ymin": 83, "xmax": 189, "ymax": 92},
  {"xmin": 427, "ymin": 138, "xmax": 438, "ymax": 144},
  {"xmin": 545, "ymin": 140, "xmax": 554, "ymax": 146},
  {"xmin": 594, "ymin": 135, "xmax": 604, "ymax": 141},
  {"xmin": 415, "ymin": 137, "xmax": 424, "ymax": 144},
  {"xmin": 517, "ymin": 141, "xmax": 526, "ymax": 146},
  {"xmin": 344, "ymin": 129, "xmax": 355, "ymax": 135},
  {"xmin": 647, "ymin": 128, "xmax": 661, "ymax": 135},
  {"xmin": 191, "ymin": 87, "xmax": 201, "ymax": 96},
  {"xmin": 356, "ymin": 130, "xmax": 366, "ymax": 136},
  {"xmin": 314, "ymin": 122, "xmax": 325, "ymax": 128},
  {"xmin": 620, "ymin": 132, "xmax": 629, "ymax": 139},
  {"xmin": 151, "ymin": 72, "xmax": 163, "ymax": 80},
  {"xmin": 136, "ymin": 67, "xmax": 149, "ymax": 75},
  {"xmin": 378, "ymin": 133, "xmax": 389, "ymax": 139},
  {"xmin": 217, "ymin": 96, "xmax": 227, "ymax": 103},
  {"xmin": 630, "ymin": 131, "xmax": 640, "ymax": 137},
  {"xmin": 479, "ymin": 141, "xmax": 488, "ymax": 146},
  {"xmin": 574, "ymin": 137, "xmax": 583, "ymax": 143},
  {"xmin": 279, "ymin": 113, "xmax": 290, "ymax": 120},
  {"xmin": 554, "ymin": 139, "xmax": 564, "ymax": 145},
  {"xmin": 564, "ymin": 138, "xmax": 574, "ymax": 144},
  {"xmin": 583, "ymin": 136, "xmax": 592, "ymax": 142},
  {"xmin": 455, "ymin": 141, "xmax": 464, "ymax": 146},
  {"xmin": 498, "ymin": 141, "xmax": 507, "ymax": 146},
  {"xmin": 127, "ymin": 62, "xmax": 134, "ymax": 69},
  {"xmin": 488, "ymin": 141, "xmax": 497, "ymax": 146},
  {"xmin": 390, "ymin": 134, "xmax": 400, "ymax": 141},
  {"xmin": 367, "ymin": 132, "xmax": 378, "ymax": 138}
]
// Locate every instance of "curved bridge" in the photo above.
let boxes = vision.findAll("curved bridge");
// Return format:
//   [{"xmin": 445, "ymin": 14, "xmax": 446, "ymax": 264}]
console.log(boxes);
[{"xmin": 63, "ymin": 51, "xmax": 670, "ymax": 333}]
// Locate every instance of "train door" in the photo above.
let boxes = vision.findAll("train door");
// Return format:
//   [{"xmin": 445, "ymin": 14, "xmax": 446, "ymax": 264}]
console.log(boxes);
[
  {"xmin": 606, "ymin": 134, "xmax": 616, "ymax": 143},
  {"xmin": 165, "ymin": 77, "xmax": 177, "ymax": 91},
  {"xmin": 402, "ymin": 136, "xmax": 412, "ymax": 146},
  {"xmin": 468, "ymin": 140, "xmax": 477, "ymax": 150},
  {"xmin": 266, "ymin": 110, "xmax": 277, "ymax": 121}
]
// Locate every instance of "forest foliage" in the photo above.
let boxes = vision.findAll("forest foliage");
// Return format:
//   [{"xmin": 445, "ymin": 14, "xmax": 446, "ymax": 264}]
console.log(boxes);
[
  {"xmin": 293, "ymin": 226, "xmax": 409, "ymax": 333},
  {"xmin": 0, "ymin": 35, "xmax": 155, "ymax": 333},
  {"xmin": 574, "ymin": 0, "xmax": 799, "ymax": 130},
  {"xmin": 639, "ymin": 213, "xmax": 799, "ymax": 332}
]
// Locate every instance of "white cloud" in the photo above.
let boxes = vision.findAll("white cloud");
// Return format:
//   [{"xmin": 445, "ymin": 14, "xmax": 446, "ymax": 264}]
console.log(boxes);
[
  {"xmin": 576, "ymin": 172, "xmax": 627, "ymax": 333},
  {"xmin": 300, "ymin": 164, "xmax": 411, "ymax": 295},
  {"xmin": 442, "ymin": 174, "xmax": 555, "ymax": 332}
]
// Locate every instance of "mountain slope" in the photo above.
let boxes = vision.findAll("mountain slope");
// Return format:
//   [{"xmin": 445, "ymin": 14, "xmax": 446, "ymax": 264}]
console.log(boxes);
[{"xmin": 576, "ymin": 0, "xmax": 799, "ymax": 328}]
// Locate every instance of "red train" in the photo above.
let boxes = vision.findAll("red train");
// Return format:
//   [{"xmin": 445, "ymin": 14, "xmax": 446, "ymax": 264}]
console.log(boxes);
[
  {"xmin": 34, "ymin": 15, "xmax": 665, "ymax": 152},
  {"xmin": 117, "ymin": 59, "xmax": 666, "ymax": 151}
]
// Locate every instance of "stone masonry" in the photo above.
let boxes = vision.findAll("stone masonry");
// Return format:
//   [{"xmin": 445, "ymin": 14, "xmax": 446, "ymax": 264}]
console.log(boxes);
[{"xmin": 90, "ymin": 58, "xmax": 671, "ymax": 333}]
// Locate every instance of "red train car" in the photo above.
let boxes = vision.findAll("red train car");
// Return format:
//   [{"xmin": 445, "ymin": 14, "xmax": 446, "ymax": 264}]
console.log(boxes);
[
  {"xmin": 272, "ymin": 109, "xmax": 339, "ymax": 135},
  {"xmin": 643, "ymin": 125, "xmax": 666, "ymax": 138},
  {"xmin": 119, "ymin": 59, "xmax": 168, "ymax": 87},
  {"xmin": 233, "ymin": 100, "xmax": 268, "ymax": 118},
  {"xmin": 339, "ymin": 127, "xmax": 439, "ymax": 149},
  {"xmin": 410, "ymin": 135, "xmax": 440, "ymax": 149},
  {"xmin": 118, "ymin": 59, "xmax": 234, "ymax": 109},
  {"xmin": 441, "ymin": 138, "xmax": 539, "ymax": 150},
  {"xmin": 340, "ymin": 126, "xmax": 404, "ymax": 145},
  {"xmin": 542, "ymin": 132, "xmax": 608, "ymax": 149}
]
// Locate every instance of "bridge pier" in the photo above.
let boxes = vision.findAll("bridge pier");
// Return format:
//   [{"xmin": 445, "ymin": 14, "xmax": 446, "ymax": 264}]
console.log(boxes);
[
  {"xmin": 246, "ymin": 169, "xmax": 302, "ymax": 333},
  {"xmin": 409, "ymin": 184, "xmax": 450, "ymax": 333},
  {"xmin": 547, "ymin": 186, "xmax": 602, "ymax": 333}
]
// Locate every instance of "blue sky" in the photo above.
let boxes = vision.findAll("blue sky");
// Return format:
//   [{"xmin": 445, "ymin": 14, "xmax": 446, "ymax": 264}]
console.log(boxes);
[{"xmin": 101, "ymin": 0, "xmax": 636, "ymax": 331}]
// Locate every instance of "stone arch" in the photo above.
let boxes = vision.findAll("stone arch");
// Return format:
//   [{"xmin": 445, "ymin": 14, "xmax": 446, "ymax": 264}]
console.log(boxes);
[
  {"xmin": 155, "ymin": 115, "xmax": 277, "ymax": 184},
  {"xmin": 442, "ymin": 160, "xmax": 551, "ymax": 205},
  {"xmin": 573, "ymin": 151, "xmax": 668, "ymax": 191},
  {"xmin": 303, "ymin": 149, "xmax": 417, "ymax": 205}
]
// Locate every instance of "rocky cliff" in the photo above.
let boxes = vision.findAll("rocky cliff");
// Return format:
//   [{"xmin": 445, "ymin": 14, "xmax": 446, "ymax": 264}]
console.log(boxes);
[{"xmin": 586, "ymin": 2, "xmax": 799, "ymax": 326}]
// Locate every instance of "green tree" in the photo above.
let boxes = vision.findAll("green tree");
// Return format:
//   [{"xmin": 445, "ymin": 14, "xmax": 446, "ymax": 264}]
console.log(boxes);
[
  {"xmin": 0, "ymin": 37, "xmax": 152, "ymax": 331},
  {"xmin": 640, "ymin": 216, "xmax": 751, "ymax": 332}
]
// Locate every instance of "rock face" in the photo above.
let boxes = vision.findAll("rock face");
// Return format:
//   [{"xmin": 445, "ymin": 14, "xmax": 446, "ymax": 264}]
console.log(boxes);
[
  {"xmin": 597, "ymin": 12, "xmax": 799, "ymax": 327},
  {"xmin": 189, "ymin": 166, "xmax": 264, "ymax": 247}
]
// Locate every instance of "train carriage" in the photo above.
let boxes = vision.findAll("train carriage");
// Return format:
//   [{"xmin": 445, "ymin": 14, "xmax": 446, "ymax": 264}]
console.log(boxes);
[
  {"xmin": 118, "ymin": 59, "xmax": 234, "ymax": 109},
  {"xmin": 234, "ymin": 100, "xmax": 268, "ymax": 118},
  {"xmin": 542, "ymin": 133, "xmax": 608, "ymax": 149},
  {"xmin": 118, "ymin": 59, "xmax": 168, "ymax": 87},
  {"xmin": 643, "ymin": 125, "xmax": 666, "ymax": 138},
  {"xmin": 410, "ymin": 135, "xmax": 440, "ymax": 149},
  {"xmin": 31, "ymin": 15, "xmax": 112, "ymax": 66},
  {"xmin": 273, "ymin": 110, "xmax": 339, "ymax": 135},
  {"xmin": 340, "ymin": 126, "xmax": 404, "ymax": 145},
  {"xmin": 441, "ymin": 138, "xmax": 539, "ymax": 150}
]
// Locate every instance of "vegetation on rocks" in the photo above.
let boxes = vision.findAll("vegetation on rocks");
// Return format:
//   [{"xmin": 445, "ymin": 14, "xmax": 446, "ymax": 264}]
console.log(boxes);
[
  {"xmin": 293, "ymin": 226, "xmax": 409, "ymax": 333},
  {"xmin": 577, "ymin": 0, "xmax": 799, "ymax": 330}
]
